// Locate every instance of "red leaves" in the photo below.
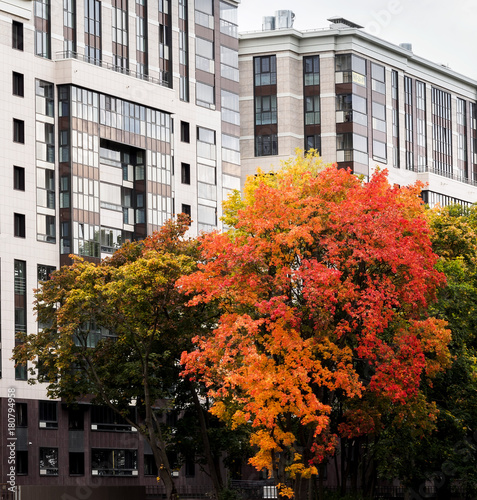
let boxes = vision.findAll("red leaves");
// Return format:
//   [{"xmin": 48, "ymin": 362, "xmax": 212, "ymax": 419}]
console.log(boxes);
[{"xmin": 179, "ymin": 155, "xmax": 451, "ymax": 482}]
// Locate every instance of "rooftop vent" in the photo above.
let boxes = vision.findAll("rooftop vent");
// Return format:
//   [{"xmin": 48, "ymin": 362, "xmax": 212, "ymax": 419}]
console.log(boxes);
[
  {"xmin": 262, "ymin": 10, "xmax": 295, "ymax": 31},
  {"xmin": 275, "ymin": 10, "xmax": 295, "ymax": 29},
  {"xmin": 328, "ymin": 17, "xmax": 364, "ymax": 29},
  {"xmin": 262, "ymin": 16, "xmax": 275, "ymax": 31},
  {"xmin": 399, "ymin": 43, "xmax": 413, "ymax": 51}
]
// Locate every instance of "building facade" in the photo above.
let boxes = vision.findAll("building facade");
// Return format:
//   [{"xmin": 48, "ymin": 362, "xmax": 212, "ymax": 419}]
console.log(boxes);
[
  {"xmin": 239, "ymin": 16, "xmax": 477, "ymax": 207},
  {"xmin": 1, "ymin": 0, "xmax": 240, "ymax": 495}
]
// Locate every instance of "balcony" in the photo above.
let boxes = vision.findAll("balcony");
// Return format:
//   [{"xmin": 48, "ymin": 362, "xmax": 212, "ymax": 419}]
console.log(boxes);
[
  {"xmin": 55, "ymin": 51, "xmax": 170, "ymax": 88},
  {"xmin": 410, "ymin": 165, "xmax": 477, "ymax": 187}
]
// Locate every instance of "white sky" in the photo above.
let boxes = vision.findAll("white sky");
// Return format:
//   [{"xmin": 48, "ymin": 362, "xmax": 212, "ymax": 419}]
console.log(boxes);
[{"xmin": 237, "ymin": 0, "xmax": 477, "ymax": 81}]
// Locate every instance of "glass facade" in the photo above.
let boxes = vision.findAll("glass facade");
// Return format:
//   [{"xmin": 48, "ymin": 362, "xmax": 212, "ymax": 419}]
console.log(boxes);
[{"xmin": 58, "ymin": 85, "xmax": 172, "ymax": 262}]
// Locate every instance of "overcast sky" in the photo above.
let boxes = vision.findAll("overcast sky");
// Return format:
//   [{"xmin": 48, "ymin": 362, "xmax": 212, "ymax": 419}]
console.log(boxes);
[{"xmin": 237, "ymin": 0, "xmax": 477, "ymax": 81}]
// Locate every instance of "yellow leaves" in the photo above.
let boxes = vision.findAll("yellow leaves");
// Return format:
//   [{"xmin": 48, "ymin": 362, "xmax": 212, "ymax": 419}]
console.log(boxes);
[
  {"xmin": 277, "ymin": 484, "xmax": 295, "ymax": 499},
  {"xmin": 285, "ymin": 455, "xmax": 318, "ymax": 479}
]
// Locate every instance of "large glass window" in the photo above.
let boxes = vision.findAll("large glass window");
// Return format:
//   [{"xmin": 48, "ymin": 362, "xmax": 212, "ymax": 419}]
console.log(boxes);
[
  {"xmin": 220, "ymin": 1, "xmax": 237, "ymax": 37},
  {"xmin": 196, "ymin": 82, "xmax": 215, "ymax": 109},
  {"xmin": 255, "ymin": 134, "xmax": 278, "ymax": 157},
  {"xmin": 305, "ymin": 95, "xmax": 320, "ymax": 125},
  {"xmin": 304, "ymin": 55, "xmax": 320, "ymax": 86},
  {"xmin": 254, "ymin": 55, "xmax": 277, "ymax": 86},
  {"xmin": 255, "ymin": 95, "xmax": 277, "ymax": 125},
  {"xmin": 196, "ymin": 37, "xmax": 214, "ymax": 73},
  {"xmin": 92, "ymin": 449, "xmax": 138, "ymax": 476},
  {"xmin": 335, "ymin": 54, "xmax": 366, "ymax": 86},
  {"xmin": 220, "ymin": 45, "xmax": 239, "ymax": 81},
  {"xmin": 63, "ymin": 0, "xmax": 76, "ymax": 55},
  {"xmin": 14, "ymin": 260, "xmax": 27, "ymax": 380},
  {"xmin": 85, "ymin": 0, "xmax": 101, "ymax": 63},
  {"xmin": 221, "ymin": 90, "xmax": 240, "ymax": 126},
  {"xmin": 34, "ymin": 0, "xmax": 51, "ymax": 58},
  {"xmin": 195, "ymin": 0, "xmax": 213, "ymax": 28}
]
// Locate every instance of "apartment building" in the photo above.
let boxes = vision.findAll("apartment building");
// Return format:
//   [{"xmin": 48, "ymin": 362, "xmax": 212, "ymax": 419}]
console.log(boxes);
[
  {"xmin": 239, "ymin": 14, "xmax": 477, "ymax": 207},
  {"xmin": 0, "ymin": 0, "xmax": 240, "ymax": 497}
]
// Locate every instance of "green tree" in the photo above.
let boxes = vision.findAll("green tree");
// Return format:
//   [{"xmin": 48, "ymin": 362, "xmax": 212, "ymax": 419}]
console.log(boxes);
[
  {"xmin": 373, "ymin": 204, "xmax": 477, "ymax": 499},
  {"xmin": 14, "ymin": 215, "xmax": 225, "ymax": 500}
]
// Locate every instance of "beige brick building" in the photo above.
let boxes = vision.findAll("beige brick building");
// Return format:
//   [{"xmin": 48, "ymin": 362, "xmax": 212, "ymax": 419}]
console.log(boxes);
[{"xmin": 239, "ymin": 15, "xmax": 477, "ymax": 207}]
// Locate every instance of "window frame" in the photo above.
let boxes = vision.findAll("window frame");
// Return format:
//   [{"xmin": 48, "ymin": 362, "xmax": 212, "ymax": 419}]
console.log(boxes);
[{"xmin": 13, "ymin": 72, "xmax": 24, "ymax": 97}]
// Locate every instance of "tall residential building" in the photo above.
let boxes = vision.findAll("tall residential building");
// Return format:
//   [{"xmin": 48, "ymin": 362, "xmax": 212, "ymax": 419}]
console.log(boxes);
[
  {"xmin": 1, "ymin": 0, "xmax": 240, "ymax": 496},
  {"xmin": 239, "ymin": 14, "xmax": 477, "ymax": 207}
]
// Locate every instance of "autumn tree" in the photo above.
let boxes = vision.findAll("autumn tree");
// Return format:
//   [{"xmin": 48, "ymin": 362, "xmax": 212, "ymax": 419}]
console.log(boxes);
[
  {"xmin": 14, "ymin": 215, "xmax": 227, "ymax": 500},
  {"xmin": 179, "ymin": 152, "xmax": 452, "ymax": 499}
]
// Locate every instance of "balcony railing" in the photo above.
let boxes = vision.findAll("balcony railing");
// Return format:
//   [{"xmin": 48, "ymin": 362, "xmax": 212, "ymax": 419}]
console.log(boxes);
[
  {"xmin": 55, "ymin": 51, "xmax": 170, "ymax": 88},
  {"xmin": 410, "ymin": 165, "xmax": 477, "ymax": 187}
]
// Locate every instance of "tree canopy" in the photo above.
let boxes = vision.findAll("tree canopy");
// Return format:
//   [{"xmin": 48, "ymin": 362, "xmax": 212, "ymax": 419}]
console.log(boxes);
[
  {"xmin": 179, "ymin": 152, "xmax": 452, "ymax": 498},
  {"xmin": 14, "ymin": 215, "xmax": 223, "ymax": 500}
]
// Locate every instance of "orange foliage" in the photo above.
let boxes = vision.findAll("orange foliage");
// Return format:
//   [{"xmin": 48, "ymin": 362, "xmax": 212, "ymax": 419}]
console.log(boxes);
[{"xmin": 179, "ymin": 154, "xmax": 451, "ymax": 494}]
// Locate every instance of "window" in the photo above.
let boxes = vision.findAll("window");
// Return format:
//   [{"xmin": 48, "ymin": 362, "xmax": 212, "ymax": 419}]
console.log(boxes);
[
  {"xmin": 17, "ymin": 451, "xmax": 28, "ymax": 475},
  {"xmin": 14, "ymin": 259, "xmax": 27, "ymax": 380},
  {"xmin": 335, "ymin": 54, "xmax": 366, "ymax": 85},
  {"xmin": 13, "ymin": 72, "xmax": 24, "ymax": 97},
  {"xmin": 305, "ymin": 135, "xmax": 321, "ymax": 153},
  {"xmin": 91, "ymin": 449, "xmax": 138, "ymax": 476},
  {"xmin": 196, "ymin": 81, "xmax": 215, "ymax": 109},
  {"xmin": 40, "ymin": 447, "xmax": 58, "ymax": 475},
  {"xmin": 39, "ymin": 401, "xmax": 58, "ymax": 428},
  {"xmin": 15, "ymin": 363, "xmax": 27, "ymax": 380},
  {"xmin": 14, "ymin": 166, "xmax": 25, "ymax": 191},
  {"xmin": 37, "ymin": 168, "xmax": 55, "ymax": 207},
  {"xmin": 69, "ymin": 452, "xmax": 85, "ymax": 475},
  {"xmin": 38, "ymin": 264, "xmax": 55, "ymax": 282},
  {"xmin": 34, "ymin": 0, "xmax": 51, "ymax": 58},
  {"xmin": 304, "ymin": 55, "xmax": 320, "ymax": 86},
  {"xmin": 63, "ymin": 0, "xmax": 76, "ymax": 56},
  {"xmin": 220, "ymin": 0, "xmax": 237, "ymax": 36},
  {"xmin": 373, "ymin": 140, "xmax": 387, "ymax": 161},
  {"xmin": 195, "ymin": 0, "xmax": 213, "ymax": 28},
  {"xmin": 196, "ymin": 37, "xmax": 214, "ymax": 72},
  {"xmin": 13, "ymin": 119, "xmax": 25, "ymax": 144},
  {"xmin": 91, "ymin": 405, "xmax": 135, "ymax": 432},
  {"xmin": 68, "ymin": 407, "xmax": 84, "ymax": 430},
  {"xmin": 371, "ymin": 63, "xmax": 385, "ymax": 93},
  {"xmin": 255, "ymin": 95, "xmax": 277, "ymax": 125},
  {"xmin": 220, "ymin": 45, "xmax": 239, "ymax": 81},
  {"xmin": 180, "ymin": 121, "xmax": 190, "ymax": 143},
  {"xmin": 181, "ymin": 204, "xmax": 191, "ymax": 218},
  {"xmin": 85, "ymin": 0, "xmax": 102, "ymax": 63},
  {"xmin": 255, "ymin": 134, "xmax": 278, "ymax": 157},
  {"xmin": 144, "ymin": 455, "xmax": 158, "ymax": 476},
  {"xmin": 36, "ymin": 80, "xmax": 54, "ymax": 117},
  {"xmin": 181, "ymin": 163, "xmax": 191, "ymax": 184},
  {"xmin": 198, "ymin": 204, "xmax": 216, "ymax": 229},
  {"xmin": 254, "ymin": 55, "xmax": 276, "ymax": 86},
  {"xmin": 14, "ymin": 213, "xmax": 26, "ymax": 238},
  {"xmin": 221, "ymin": 90, "xmax": 240, "ymax": 125},
  {"xmin": 305, "ymin": 95, "xmax": 320, "ymax": 125},
  {"xmin": 12, "ymin": 21, "xmax": 23, "ymax": 50},
  {"xmin": 16, "ymin": 403, "xmax": 28, "ymax": 427},
  {"xmin": 37, "ymin": 215, "xmax": 56, "ymax": 243}
]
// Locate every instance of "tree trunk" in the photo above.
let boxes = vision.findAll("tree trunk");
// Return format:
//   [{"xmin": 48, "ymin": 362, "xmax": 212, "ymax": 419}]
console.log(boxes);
[{"xmin": 191, "ymin": 384, "xmax": 223, "ymax": 499}]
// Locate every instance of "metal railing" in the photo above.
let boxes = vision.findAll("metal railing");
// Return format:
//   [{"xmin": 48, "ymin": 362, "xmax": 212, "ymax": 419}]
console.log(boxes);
[
  {"xmin": 55, "ymin": 51, "xmax": 171, "ymax": 88},
  {"xmin": 409, "ymin": 164, "xmax": 477, "ymax": 187}
]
